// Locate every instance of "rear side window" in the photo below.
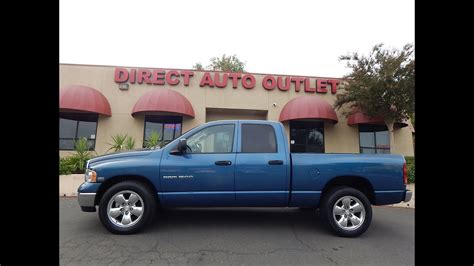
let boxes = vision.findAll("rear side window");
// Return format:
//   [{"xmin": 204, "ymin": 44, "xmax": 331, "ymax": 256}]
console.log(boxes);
[{"xmin": 241, "ymin": 124, "xmax": 277, "ymax": 153}]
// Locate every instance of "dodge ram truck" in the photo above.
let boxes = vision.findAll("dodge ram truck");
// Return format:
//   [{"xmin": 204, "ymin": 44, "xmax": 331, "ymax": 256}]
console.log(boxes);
[{"xmin": 77, "ymin": 120, "xmax": 412, "ymax": 237}]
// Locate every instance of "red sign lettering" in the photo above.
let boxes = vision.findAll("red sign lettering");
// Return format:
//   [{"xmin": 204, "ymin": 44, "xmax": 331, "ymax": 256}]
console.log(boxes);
[
  {"xmin": 114, "ymin": 68, "xmax": 129, "ymax": 83},
  {"xmin": 214, "ymin": 73, "xmax": 228, "ymax": 88},
  {"xmin": 316, "ymin": 79, "xmax": 328, "ymax": 93},
  {"xmin": 113, "ymin": 68, "xmax": 340, "ymax": 94},
  {"xmin": 200, "ymin": 72, "xmax": 214, "ymax": 87},
  {"xmin": 277, "ymin": 77, "xmax": 291, "ymax": 91},
  {"xmin": 138, "ymin": 69, "xmax": 152, "ymax": 84},
  {"xmin": 165, "ymin": 71, "xmax": 180, "ymax": 85},
  {"xmin": 327, "ymin": 79, "xmax": 339, "ymax": 94},
  {"xmin": 262, "ymin": 75, "xmax": 276, "ymax": 90},
  {"xmin": 241, "ymin": 74, "xmax": 255, "ymax": 89},
  {"xmin": 152, "ymin": 70, "xmax": 165, "ymax": 85},
  {"xmin": 181, "ymin": 71, "xmax": 194, "ymax": 86},
  {"xmin": 291, "ymin": 77, "xmax": 305, "ymax": 92}
]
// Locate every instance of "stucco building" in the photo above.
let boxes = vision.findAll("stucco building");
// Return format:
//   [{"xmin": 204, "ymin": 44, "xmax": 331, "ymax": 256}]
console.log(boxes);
[{"xmin": 59, "ymin": 64, "xmax": 414, "ymax": 157}]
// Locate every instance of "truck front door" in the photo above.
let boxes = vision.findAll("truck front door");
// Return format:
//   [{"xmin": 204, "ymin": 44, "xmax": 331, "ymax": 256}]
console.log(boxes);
[{"xmin": 159, "ymin": 123, "xmax": 237, "ymax": 206}]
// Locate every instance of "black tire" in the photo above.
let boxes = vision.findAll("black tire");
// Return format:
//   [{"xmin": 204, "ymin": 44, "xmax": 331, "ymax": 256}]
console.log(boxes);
[
  {"xmin": 320, "ymin": 186, "xmax": 372, "ymax": 237},
  {"xmin": 98, "ymin": 181, "xmax": 156, "ymax": 234}
]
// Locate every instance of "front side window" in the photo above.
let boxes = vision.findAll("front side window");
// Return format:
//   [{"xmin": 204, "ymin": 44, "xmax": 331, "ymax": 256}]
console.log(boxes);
[
  {"xmin": 241, "ymin": 124, "xmax": 277, "ymax": 153},
  {"xmin": 143, "ymin": 116, "xmax": 182, "ymax": 147},
  {"xmin": 59, "ymin": 113, "xmax": 98, "ymax": 150},
  {"xmin": 186, "ymin": 124, "xmax": 235, "ymax": 153},
  {"xmin": 359, "ymin": 124, "xmax": 390, "ymax": 154}
]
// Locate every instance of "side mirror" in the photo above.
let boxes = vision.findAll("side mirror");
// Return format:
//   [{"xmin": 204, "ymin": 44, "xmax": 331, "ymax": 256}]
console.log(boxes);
[
  {"xmin": 170, "ymin": 138, "xmax": 187, "ymax": 155},
  {"xmin": 177, "ymin": 138, "xmax": 187, "ymax": 153}
]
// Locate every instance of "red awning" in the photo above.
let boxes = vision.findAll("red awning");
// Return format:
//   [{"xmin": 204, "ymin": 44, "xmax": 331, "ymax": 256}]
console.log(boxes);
[
  {"xmin": 132, "ymin": 89, "xmax": 195, "ymax": 117},
  {"xmin": 60, "ymin": 85, "xmax": 111, "ymax": 116},
  {"xmin": 347, "ymin": 112, "xmax": 408, "ymax": 128},
  {"xmin": 279, "ymin": 96, "xmax": 338, "ymax": 123}
]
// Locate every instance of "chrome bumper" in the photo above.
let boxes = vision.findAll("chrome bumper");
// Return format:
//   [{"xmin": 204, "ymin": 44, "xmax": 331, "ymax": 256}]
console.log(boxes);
[
  {"xmin": 78, "ymin": 192, "xmax": 96, "ymax": 207},
  {"xmin": 404, "ymin": 190, "xmax": 412, "ymax": 202}
]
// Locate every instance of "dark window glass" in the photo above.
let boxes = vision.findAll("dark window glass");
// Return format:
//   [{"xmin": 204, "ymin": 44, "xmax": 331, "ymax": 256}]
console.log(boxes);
[
  {"xmin": 241, "ymin": 124, "xmax": 277, "ymax": 153},
  {"xmin": 174, "ymin": 123, "xmax": 182, "ymax": 138},
  {"xmin": 359, "ymin": 131, "xmax": 375, "ymax": 148},
  {"xmin": 59, "ymin": 113, "xmax": 98, "ymax": 150},
  {"xmin": 187, "ymin": 124, "xmax": 235, "ymax": 153},
  {"xmin": 143, "ymin": 116, "xmax": 183, "ymax": 147},
  {"xmin": 59, "ymin": 139, "xmax": 75, "ymax": 150},
  {"xmin": 60, "ymin": 118, "xmax": 77, "ymax": 138},
  {"xmin": 375, "ymin": 131, "xmax": 390, "ymax": 149},
  {"xmin": 77, "ymin": 121, "xmax": 97, "ymax": 139},
  {"xmin": 360, "ymin": 148, "xmax": 376, "ymax": 154},
  {"xmin": 163, "ymin": 124, "xmax": 175, "ymax": 141},
  {"xmin": 359, "ymin": 124, "xmax": 390, "ymax": 154},
  {"xmin": 290, "ymin": 121, "xmax": 324, "ymax": 153}
]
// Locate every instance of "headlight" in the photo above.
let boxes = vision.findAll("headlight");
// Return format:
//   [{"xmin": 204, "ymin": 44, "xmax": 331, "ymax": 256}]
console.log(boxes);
[{"xmin": 84, "ymin": 169, "xmax": 97, "ymax": 183}]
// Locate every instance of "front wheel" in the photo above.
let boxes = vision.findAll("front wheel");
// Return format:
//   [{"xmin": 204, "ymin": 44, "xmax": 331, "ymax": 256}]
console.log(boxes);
[
  {"xmin": 320, "ymin": 186, "xmax": 372, "ymax": 237},
  {"xmin": 98, "ymin": 181, "xmax": 156, "ymax": 234}
]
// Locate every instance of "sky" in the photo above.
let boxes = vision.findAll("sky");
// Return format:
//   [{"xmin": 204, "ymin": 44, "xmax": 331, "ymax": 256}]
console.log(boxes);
[{"xmin": 60, "ymin": 0, "xmax": 414, "ymax": 78}]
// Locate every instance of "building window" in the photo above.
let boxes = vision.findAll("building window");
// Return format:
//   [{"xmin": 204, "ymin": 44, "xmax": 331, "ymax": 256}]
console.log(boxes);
[
  {"xmin": 290, "ymin": 121, "xmax": 324, "ymax": 153},
  {"xmin": 143, "ymin": 115, "xmax": 183, "ymax": 147},
  {"xmin": 359, "ymin": 124, "xmax": 390, "ymax": 154},
  {"xmin": 187, "ymin": 124, "xmax": 235, "ymax": 153},
  {"xmin": 241, "ymin": 124, "xmax": 277, "ymax": 153},
  {"xmin": 59, "ymin": 113, "xmax": 98, "ymax": 150}
]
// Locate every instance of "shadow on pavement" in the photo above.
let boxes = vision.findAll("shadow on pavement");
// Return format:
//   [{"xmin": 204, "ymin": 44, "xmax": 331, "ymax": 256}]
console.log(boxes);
[{"xmin": 146, "ymin": 207, "xmax": 330, "ymax": 234}]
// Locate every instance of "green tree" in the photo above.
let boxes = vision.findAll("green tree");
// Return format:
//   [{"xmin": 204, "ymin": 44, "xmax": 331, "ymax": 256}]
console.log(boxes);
[
  {"xmin": 192, "ymin": 62, "xmax": 204, "ymax": 70},
  {"xmin": 334, "ymin": 43, "xmax": 415, "ymax": 153},
  {"xmin": 192, "ymin": 54, "xmax": 246, "ymax": 72}
]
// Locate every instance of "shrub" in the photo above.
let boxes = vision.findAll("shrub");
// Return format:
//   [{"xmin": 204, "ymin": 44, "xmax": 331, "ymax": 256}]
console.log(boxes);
[
  {"xmin": 59, "ymin": 157, "xmax": 75, "ymax": 175},
  {"xmin": 405, "ymin": 156, "xmax": 415, "ymax": 183},
  {"xmin": 107, "ymin": 134, "xmax": 128, "ymax": 152},
  {"xmin": 59, "ymin": 138, "xmax": 94, "ymax": 175},
  {"xmin": 125, "ymin": 136, "xmax": 136, "ymax": 150},
  {"xmin": 144, "ymin": 130, "xmax": 162, "ymax": 148},
  {"xmin": 72, "ymin": 138, "xmax": 93, "ymax": 171}
]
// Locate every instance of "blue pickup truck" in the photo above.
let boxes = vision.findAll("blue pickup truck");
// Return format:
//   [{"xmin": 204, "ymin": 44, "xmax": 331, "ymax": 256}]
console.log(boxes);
[{"xmin": 78, "ymin": 120, "xmax": 411, "ymax": 237}]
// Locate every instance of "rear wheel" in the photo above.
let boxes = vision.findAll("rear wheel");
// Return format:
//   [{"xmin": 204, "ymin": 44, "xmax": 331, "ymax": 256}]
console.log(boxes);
[
  {"xmin": 321, "ymin": 186, "xmax": 372, "ymax": 237},
  {"xmin": 98, "ymin": 181, "xmax": 156, "ymax": 234}
]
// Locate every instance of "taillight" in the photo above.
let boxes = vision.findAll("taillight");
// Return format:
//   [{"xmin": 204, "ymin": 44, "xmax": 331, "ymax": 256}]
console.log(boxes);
[{"xmin": 403, "ymin": 162, "xmax": 407, "ymax": 185}]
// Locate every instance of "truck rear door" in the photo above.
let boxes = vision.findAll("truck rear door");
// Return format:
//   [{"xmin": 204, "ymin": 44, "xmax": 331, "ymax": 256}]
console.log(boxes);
[{"xmin": 234, "ymin": 121, "xmax": 289, "ymax": 206}]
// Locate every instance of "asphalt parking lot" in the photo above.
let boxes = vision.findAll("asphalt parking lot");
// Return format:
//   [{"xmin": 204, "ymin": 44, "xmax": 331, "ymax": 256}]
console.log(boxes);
[{"xmin": 60, "ymin": 198, "xmax": 414, "ymax": 265}]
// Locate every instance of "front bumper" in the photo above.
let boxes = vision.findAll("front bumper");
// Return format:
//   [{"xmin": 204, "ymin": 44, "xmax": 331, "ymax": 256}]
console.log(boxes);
[
  {"xmin": 404, "ymin": 190, "xmax": 412, "ymax": 202},
  {"xmin": 78, "ymin": 192, "xmax": 97, "ymax": 212}
]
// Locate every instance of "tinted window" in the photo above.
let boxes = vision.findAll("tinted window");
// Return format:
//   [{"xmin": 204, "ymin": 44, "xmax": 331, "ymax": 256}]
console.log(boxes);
[
  {"xmin": 187, "ymin": 124, "xmax": 235, "ymax": 153},
  {"xmin": 241, "ymin": 124, "xmax": 277, "ymax": 153},
  {"xmin": 143, "ymin": 115, "xmax": 182, "ymax": 147},
  {"xmin": 60, "ymin": 118, "xmax": 77, "ymax": 138},
  {"xmin": 290, "ymin": 121, "xmax": 324, "ymax": 153},
  {"xmin": 59, "ymin": 113, "xmax": 98, "ymax": 150},
  {"xmin": 359, "ymin": 124, "xmax": 390, "ymax": 154}
]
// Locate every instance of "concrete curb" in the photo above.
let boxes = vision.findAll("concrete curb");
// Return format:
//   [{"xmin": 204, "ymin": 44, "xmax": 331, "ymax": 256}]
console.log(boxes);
[
  {"xmin": 59, "ymin": 174, "xmax": 84, "ymax": 197},
  {"xmin": 387, "ymin": 183, "xmax": 415, "ymax": 208}
]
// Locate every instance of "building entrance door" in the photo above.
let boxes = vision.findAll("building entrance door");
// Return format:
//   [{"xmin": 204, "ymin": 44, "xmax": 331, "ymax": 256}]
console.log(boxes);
[{"xmin": 289, "ymin": 121, "xmax": 325, "ymax": 153}]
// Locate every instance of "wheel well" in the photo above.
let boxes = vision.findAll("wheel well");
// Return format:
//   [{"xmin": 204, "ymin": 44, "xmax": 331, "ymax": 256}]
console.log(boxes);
[
  {"xmin": 94, "ymin": 175, "xmax": 159, "ymax": 205},
  {"xmin": 321, "ymin": 176, "xmax": 375, "ymax": 204}
]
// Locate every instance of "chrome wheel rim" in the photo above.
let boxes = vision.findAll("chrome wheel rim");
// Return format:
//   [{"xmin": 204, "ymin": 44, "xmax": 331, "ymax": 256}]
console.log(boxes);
[
  {"xmin": 332, "ymin": 196, "xmax": 365, "ymax": 231},
  {"xmin": 107, "ymin": 190, "xmax": 144, "ymax": 228}
]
